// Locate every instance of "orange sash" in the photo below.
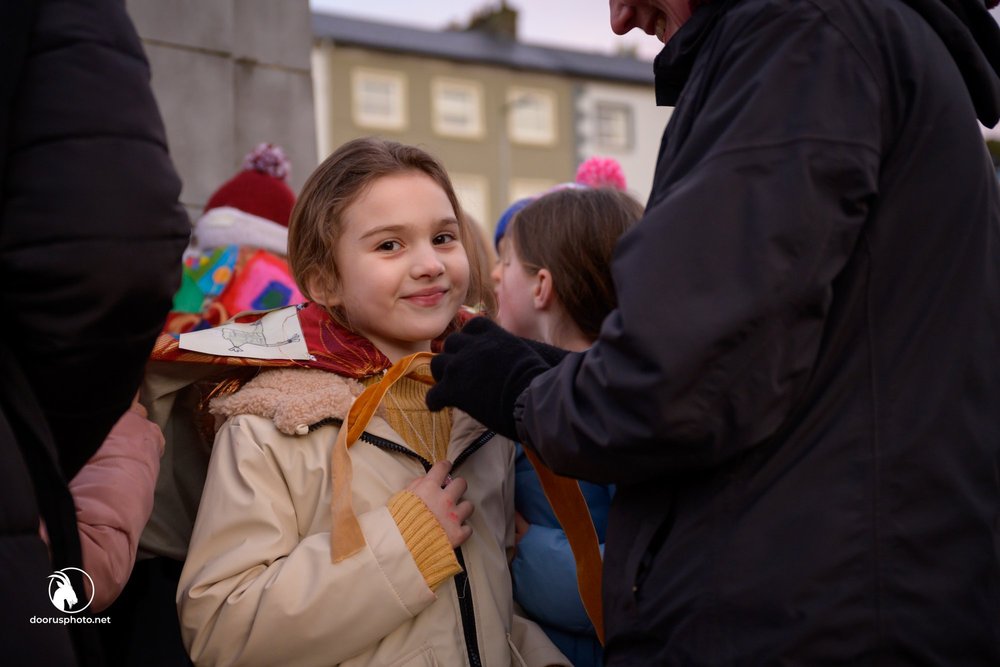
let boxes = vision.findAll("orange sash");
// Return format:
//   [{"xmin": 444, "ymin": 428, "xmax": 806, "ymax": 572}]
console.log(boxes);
[{"xmin": 328, "ymin": 352, "xmax": 604, "ymax": 644}]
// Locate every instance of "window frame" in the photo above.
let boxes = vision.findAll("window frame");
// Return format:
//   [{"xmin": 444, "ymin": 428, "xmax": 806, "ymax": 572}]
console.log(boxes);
[
  {"xmin": 431, "ymin": 78, "xmax": 485, "ymax": 139},
  {"xmin": 594, "ymin": 100, "xmax": 633, "ymax": 151},
  {"xmin": 351, "ymin": 67, "xmax": 408, "ymax": 131},
  {"xmin": 506, "ymin": 87, "xmax": 558, "ymax": 146}
]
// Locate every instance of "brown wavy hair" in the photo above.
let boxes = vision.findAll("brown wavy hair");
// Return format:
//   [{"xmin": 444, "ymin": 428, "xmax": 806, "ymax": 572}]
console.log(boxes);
[
  {"xmin": 287, "ymin": 137, "xmax": 486, "ymax": 333},
  {"xmin": 506, "ymin": 187, "xmax": 643, "ymax": 341}
]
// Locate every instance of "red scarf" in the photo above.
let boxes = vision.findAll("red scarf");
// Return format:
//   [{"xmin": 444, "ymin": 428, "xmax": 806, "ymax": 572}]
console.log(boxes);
[{"xmin": 151, "ymin": 302, "xmax": 465, "ymax": 378}]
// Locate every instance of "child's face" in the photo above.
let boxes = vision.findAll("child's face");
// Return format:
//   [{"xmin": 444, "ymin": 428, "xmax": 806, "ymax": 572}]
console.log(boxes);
[
  {"xmin": 323, "ymin": 171, "xmax": 470, "ymax": 362},
  {"xmin": 492, "ymin": 237, "xmax": 541, "ymax": 340}
]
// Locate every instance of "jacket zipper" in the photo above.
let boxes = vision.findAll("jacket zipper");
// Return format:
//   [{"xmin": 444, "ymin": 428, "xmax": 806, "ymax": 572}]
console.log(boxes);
[
  {"xmin": 310, "ymin": 417, "xmax": 494, "ymax": 665},
  {"xmin": 309, "ymin": 417, "xmax": 495, "ymax": 475},
  {"xmin": 454, "ymin": 548, "xmax": 482, "ymax": 667}
]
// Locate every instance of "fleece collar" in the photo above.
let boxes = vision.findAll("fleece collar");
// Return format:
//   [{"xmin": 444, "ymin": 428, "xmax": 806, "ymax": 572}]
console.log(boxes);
[{"xmin": 209, "ymin": 367, "xmax": 366, "ymax": 436}]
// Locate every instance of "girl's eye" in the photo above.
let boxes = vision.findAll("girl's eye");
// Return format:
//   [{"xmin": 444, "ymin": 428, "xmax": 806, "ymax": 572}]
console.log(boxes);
[
  {"xmin": 377, "ymin": 240, "xmax": 401, "ymax": 252},
  {"xmin": 433, "ymin": 232, "xmax": 457, "ymax": 245}
]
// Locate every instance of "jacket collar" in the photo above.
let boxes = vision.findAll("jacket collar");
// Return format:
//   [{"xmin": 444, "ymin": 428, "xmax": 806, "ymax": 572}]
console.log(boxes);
[
  {"xmin": 653, "ymin": 0, "xmax": 1000, "ymax": 126},
  {"xmin": 654, "ymin": 0, "xmax": 740, "ymax": 106}
]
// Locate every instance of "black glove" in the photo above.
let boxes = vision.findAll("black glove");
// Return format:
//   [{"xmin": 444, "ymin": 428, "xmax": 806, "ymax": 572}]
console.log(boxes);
[{"xmin": 427, "ymin": 317, "xmax": 568, "ymax": 440}]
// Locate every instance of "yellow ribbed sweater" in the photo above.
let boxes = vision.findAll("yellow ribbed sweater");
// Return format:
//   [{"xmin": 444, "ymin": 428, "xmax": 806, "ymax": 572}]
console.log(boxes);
[{"xmin": 362, "ymin": 374, "xmax": 461, "ymax": 590}]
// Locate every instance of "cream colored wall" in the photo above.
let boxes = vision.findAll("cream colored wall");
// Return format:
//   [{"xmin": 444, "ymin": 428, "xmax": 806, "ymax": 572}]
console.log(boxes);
[
  {"xmin": 576, "ymin": 80, "xmax": 673, "ymax": 205},
  {"xmin": 312, "ymin": 42, "xmax": 578, "ymax": 229}
]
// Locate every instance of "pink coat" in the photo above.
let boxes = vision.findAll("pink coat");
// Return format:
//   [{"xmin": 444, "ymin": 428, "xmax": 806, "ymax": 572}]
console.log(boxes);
[{"xmin": 40, "ymin": 404, "xmax": 165, "ymax": 612}]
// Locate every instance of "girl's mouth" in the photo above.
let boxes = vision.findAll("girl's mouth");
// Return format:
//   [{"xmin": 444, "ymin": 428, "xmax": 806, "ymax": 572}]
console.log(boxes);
[{"xmin": 404, "ymin": 289, "xmax": 447, "ymax": 307}]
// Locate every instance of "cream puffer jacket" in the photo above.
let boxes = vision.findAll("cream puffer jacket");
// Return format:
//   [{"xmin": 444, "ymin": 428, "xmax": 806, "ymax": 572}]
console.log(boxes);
[{"xmin": 177, "ymin": 367, "xmax": 568, "ymax": 667}]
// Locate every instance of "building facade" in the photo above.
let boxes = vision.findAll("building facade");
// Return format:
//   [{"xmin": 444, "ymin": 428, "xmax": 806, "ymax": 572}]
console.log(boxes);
[{"xmin": 312, "ymin": 10, "xmax": 671, "ymax": 229}]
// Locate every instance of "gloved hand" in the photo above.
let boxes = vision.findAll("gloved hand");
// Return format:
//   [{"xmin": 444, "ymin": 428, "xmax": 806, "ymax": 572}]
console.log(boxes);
[{"xmin": 427, "ymin": 317, "xmax": 568, "ymax": 440}]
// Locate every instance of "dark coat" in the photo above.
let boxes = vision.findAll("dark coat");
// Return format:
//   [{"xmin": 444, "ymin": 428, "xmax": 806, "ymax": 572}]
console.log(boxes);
[
  {"xmin": 0, "ymin": 1, "xmax": 189, "ymax": 665},
  {"xmin": 517, "ymin": 0, "xmax": 1000, "ymax": 663}
]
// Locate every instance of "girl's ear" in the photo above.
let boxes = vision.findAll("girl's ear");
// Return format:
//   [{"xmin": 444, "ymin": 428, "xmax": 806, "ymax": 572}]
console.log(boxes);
[
  {"xmin": 534, "ymin": 268, "xmax": 555, "ymax": 311},
  {"xmin": 307, "ymin": 274, "xmax": 342, "ymax": 308}
]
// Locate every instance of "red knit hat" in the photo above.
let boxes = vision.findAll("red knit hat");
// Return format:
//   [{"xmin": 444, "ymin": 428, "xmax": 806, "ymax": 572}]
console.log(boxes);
[
  {"xmin": 204, "ymin": 143, "xmax": 295, "ymax": 225},
  {"xmin": 195, "ymin": 143, "xmax": 296, "ymax": 255}
]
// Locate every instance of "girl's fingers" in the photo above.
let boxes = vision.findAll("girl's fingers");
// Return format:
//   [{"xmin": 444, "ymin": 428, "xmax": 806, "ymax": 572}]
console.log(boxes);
[
  {"xmin": 424, "ymin": 460, "xmax": 453, "ymax": 487},
  {"xmin": 454, "ymin": 499, "xmax": 474, "ymax": 523},
  {"xmin": 443, "ymin": 476, "xmax": 468, "ymax": 501}
]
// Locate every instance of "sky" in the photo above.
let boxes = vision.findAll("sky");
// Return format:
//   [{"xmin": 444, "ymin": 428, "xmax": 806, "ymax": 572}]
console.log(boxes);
[{"xmin": 308, "ymin": 0, "xmax": 665, "ymax": 61}]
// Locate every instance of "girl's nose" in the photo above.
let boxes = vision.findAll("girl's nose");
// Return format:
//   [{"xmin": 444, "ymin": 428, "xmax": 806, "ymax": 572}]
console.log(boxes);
[
  {"xmin": 490, "ymin": 260, "xmax": 502, "ymax": 285},
  {"xmin": 412, "ymin": 244, "xmax": 446, "ymax": 278}
]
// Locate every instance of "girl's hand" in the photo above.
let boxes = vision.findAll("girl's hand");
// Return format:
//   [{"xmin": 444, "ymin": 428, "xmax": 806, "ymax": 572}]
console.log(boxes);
[{"xmin": 407, "ymin": 460, "xmax": 474, "ymax": 548}]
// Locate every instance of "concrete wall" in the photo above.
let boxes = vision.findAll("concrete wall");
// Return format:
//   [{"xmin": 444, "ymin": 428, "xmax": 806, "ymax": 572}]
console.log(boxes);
[{"xmin": 126, "ymin": 0, "xmax": 318, "ymax": 222}]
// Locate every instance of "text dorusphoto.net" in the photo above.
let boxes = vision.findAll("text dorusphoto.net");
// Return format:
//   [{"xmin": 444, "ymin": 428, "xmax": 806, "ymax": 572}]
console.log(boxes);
[{"xmin": 30, "ymin": 614, "xmax": 112, "ymax": 625}]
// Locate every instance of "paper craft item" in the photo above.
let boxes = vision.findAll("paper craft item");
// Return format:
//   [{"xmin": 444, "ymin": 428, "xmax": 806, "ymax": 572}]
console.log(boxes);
[{"xmin": 179, "ymin": 305, "xmax": 310, "ymax": 360}]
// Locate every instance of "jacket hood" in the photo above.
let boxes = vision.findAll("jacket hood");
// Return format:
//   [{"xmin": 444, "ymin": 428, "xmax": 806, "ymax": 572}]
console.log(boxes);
[
  {"xmin": 901, "ymin": 0, "xmax": 1000, "ymax": 125},
  {"xmin": 655, "ymin": 0, "xmax": 1000, "ymax": 126}
]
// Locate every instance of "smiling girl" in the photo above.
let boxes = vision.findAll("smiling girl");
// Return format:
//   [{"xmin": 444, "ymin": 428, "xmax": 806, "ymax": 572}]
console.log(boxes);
[{"xmin": 176, "ymin": 138, "xmax": 568, "ymax": 667}]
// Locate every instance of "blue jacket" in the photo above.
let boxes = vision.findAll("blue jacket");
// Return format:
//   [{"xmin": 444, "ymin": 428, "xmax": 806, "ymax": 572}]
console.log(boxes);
[{"xmin": 512, "ymin": 445, "xmax": 612, "ymax": 667}]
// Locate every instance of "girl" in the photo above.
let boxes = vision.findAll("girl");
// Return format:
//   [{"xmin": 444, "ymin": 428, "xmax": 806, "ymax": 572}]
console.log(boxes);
[
  {"xmin": 493, "ymin": 186, "xmax": 643, "ymax": 667},
  {"xmin": 176, "ymin": 138, "xmax": 567, "ymax": 667}
]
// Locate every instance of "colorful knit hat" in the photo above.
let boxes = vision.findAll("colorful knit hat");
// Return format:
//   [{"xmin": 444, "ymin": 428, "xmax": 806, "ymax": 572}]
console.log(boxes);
[{"xmin": 194, "ymin": 143, "xmax": 296, "ymax": 255}]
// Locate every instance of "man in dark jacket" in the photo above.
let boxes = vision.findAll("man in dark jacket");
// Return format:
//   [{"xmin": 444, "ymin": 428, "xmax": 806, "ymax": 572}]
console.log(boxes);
[
  {"xmin": 429, "ymin": 0, "xmax": 1000, "ymax": 663},
  {"xmin": 0, "ymin": 1, "xmax": 189, "ymax": 665}
]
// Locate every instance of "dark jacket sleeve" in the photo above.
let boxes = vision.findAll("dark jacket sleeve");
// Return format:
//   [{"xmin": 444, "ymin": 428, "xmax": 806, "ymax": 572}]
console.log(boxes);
[
  {"xmin": 517, "ymin": 7, "xmax": 881, "ymax": 483},
  {"xmin": 0, "ymin": 0, "xmax": 190, "ymax": 478}
]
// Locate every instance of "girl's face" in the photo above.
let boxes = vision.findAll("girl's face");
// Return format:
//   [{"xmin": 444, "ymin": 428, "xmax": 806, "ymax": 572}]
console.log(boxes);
[
  {"xmin": 491, "ymin": 237, "xmax": 542, "ymax": 341},
  {"xmin": 323, "ymin": 171, "xmax": 470, "ymax": 362}
]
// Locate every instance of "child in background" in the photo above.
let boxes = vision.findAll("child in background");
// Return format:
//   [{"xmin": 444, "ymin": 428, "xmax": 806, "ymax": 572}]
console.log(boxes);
[
  {"xmin": 166, "ymin": 142, "xmax": 303, "ymax": 334},
  {"xmin": 177, "ymin": 137, "xmax": 568, "ymax": 667},
  {"xmin": 493, "ymin": 186, "xmax": 644, "ymax": 667},
  {"xmin": 100, "ymin": 142, "xmax": 302, "ymax": 667}
]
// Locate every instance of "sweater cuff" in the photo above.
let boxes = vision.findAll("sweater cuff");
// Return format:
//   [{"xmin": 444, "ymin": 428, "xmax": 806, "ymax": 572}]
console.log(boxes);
[{"xmin": 388, "ymin": 490, "xmax": 461, "ymax": 591}]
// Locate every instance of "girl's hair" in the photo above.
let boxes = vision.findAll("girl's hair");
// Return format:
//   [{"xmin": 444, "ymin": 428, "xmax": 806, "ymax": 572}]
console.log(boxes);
[
  {"xmin": 460, "ymin": 211, "xmax": 498, "ymax": 319},
  {"xmin": 506, "ymin": 187, "xmax": 643, "ymax": 341},
  {"xmin": 288, "ymin": 137, "xmax": 486, "ymax": 330}
]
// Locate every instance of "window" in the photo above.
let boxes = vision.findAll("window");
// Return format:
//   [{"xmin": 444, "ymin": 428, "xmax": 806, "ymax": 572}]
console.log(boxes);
[
  {"xmin": 595, "ymin": 102, "xmax": 632, "ymax": 151},
  {"xmin": 432, "ymin": 79, "xmax": 484, "ymax": 139},
  {"xmin": 451, "ymin": 174, "xmax": 489, "ymax": 228},
  {"xmin": 507, "ymin": 88, "xmax": 557, "ymax": 146},
  {"xmin": 352, "ymin": 68, "xmax": 407, "ymax": 130}
]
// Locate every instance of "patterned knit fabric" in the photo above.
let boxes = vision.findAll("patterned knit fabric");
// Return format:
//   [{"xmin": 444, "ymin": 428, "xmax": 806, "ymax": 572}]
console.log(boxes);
[{"xmin": 362, "ymin": 372, "xmax": 451, "ymax": 464}]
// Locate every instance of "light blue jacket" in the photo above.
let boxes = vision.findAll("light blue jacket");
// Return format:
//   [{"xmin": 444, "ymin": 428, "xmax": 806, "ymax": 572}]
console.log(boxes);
[{"xmin": 512, "ymin": 445, "xmax": 613, "ymax": 667}]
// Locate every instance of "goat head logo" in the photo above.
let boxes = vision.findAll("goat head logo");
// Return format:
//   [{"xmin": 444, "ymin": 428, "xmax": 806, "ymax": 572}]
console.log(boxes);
[{"xmin": 47, "ymin": 567, "xmax": 95, "ymax": 613}]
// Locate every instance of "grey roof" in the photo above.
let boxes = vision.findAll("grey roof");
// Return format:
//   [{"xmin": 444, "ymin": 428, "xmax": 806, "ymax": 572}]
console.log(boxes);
[{"xmin": 312, "ymin": 12, "xmax": 655, "ymax": 85}]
